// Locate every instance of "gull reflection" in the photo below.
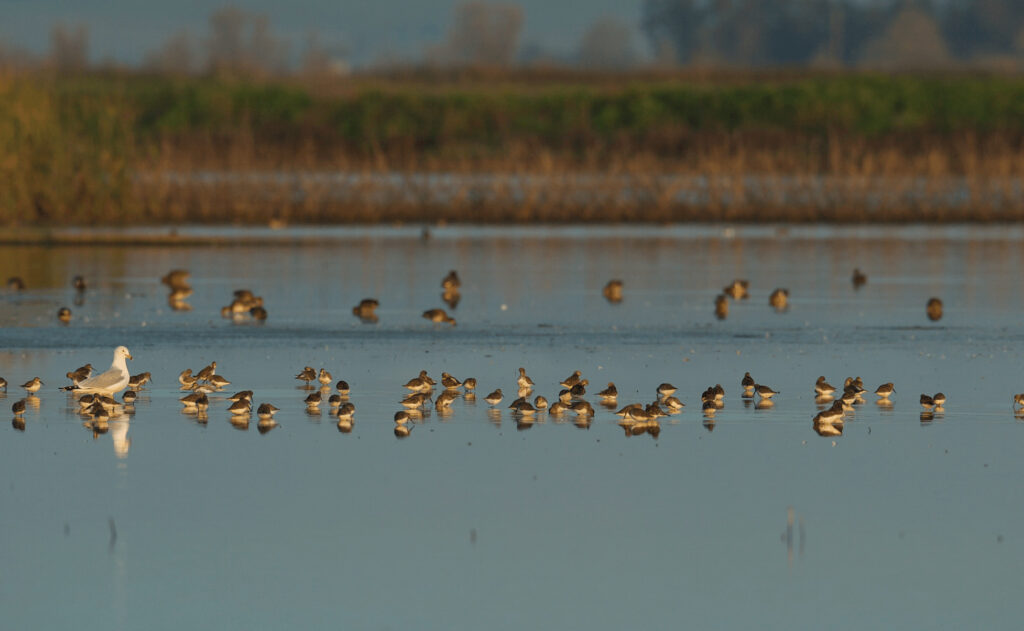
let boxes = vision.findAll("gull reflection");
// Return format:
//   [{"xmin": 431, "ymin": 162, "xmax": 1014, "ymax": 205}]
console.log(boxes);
[{"xmin": 110, "ymin": 420, "xmax": 131, "ymax": 459}]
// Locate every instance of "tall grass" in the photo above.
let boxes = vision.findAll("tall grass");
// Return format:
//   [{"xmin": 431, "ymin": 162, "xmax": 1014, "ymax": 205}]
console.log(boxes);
[{"xmin": 3, "ymin": 71, "xmax": 1024, "ymax": 224}]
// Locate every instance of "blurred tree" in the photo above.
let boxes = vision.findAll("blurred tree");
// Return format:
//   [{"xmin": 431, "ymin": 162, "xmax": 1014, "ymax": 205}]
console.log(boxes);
[
  {"xmin": 205, "ymin": 7, "xmax": 289, "ymax": 77},
  {"xmin": 642, "ymin": 0, "xmax": 706, "ymax": 63},
  {"xmin": 49, "ymin": 23, "xmax": 89, "ymax": 74},
  {"xmin": 943, "ymin": 0, "xmax": 1024, "ymax": 60},
  {"xmin": 859, "ymin": 4, "xmax": 951, "ymax": 68},
  {"xmin": 577, "ymin": 17, "xmax": 638, "ymax": 69},
  {"xmin": 143, "ymin": 30, "xmax": 196, "ymax": 75},
  {"xmin": 426, "ymin": 2, "xmax": 524, "ymax": 66}
]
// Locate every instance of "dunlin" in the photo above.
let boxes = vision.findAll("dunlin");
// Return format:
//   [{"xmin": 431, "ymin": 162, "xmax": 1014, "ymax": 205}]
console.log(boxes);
[{"xmin": 484, "ymin": 389, "xmax": 503, "ymax": 406}]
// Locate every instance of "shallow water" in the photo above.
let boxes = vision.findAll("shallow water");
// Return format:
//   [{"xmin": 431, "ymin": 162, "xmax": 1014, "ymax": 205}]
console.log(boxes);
[{"xmin": 2, "ymin": 225, "xmax": 1024, "ymax": 629}]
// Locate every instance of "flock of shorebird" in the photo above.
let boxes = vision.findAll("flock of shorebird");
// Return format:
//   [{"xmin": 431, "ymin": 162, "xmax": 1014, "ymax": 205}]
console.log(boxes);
[
  {"xmin": 0, "ymin": 264, "xmax": 1001, "ymax": 439},
  {"xmin": 0, "ymin": 339, "xmax": 983, "ymax": 440}
]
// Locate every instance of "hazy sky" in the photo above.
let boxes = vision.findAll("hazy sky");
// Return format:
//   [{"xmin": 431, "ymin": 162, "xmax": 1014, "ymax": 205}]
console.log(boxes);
[{"xmin": 0, "ymin": 0, "xmax": 647, "ymax": 65}]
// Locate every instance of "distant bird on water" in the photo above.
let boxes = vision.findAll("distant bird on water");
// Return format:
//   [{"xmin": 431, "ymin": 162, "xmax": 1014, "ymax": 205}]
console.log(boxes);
[
  {"xmin": 602, "ymin": 279, "xmax": 623, "ymax": 303},
  {"xmin": 441, "ymin": 270, "xmax": 461, "ymax": 291},
  {"xmin": 852, "ymin": 268, "xmax": 867, "ymax": 289},
  {"xmin": 927, "ymin": 298, "xmax": 943, "ymax": 322},
  {"xmin": 422, "ymin": 308, "xmax": 456, "ymax": 325},
  {"xmin": 295, "ymin": 366, "xmax": 316, "ymax": 384},
  {"xmin": 769, "ymin": 288, "xmax": 789, "ymax": 311},
  {"xmin": 57, "ymin": 307, "xmax": 72, "ymax": 323},
  {"xmin": 874, "ymin": 383, "xmax": 895, "ymax": 398}
]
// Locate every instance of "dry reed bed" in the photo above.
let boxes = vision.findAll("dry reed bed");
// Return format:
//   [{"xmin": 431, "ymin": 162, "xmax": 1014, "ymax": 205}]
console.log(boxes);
[{"xmin": 4, "ymin": 72, "xmax": 1024, "ymax": 224}]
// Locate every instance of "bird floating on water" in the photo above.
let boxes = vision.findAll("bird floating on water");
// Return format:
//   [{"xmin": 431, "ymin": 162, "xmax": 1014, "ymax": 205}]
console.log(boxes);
[{"xmin": 422, "ymin": 308, "xmax": 456, "ymax": 325}]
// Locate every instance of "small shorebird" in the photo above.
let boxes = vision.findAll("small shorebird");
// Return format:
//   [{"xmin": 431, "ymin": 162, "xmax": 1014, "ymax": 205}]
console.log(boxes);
[
  {"xmin": 122, "ymin": 390, "xmax": 138, "ymax": 405},
  {"xmin": 852, "ymin": 268, "xmax": 867, "ymax": 288},
  {"xmin": 769, "ymin": 288, "xmax": 789, "ymax": 311},
  {"xmin": 548, "ymin": 401, "xmax": 568, "ymax": 416},
  {"xmin": 713, "ymin": 384, "xmax": 725, "ymax": 401},
  {"xmin": 441, "ymin": 270, "xmax": 461, "ymax": 290},
  {"xmin": 723, "ymin": 279, "xmax": 749, "ymax": 300},
  {"xmin": 336, "ymin": 380, "xmax": 351, "ymax": 395},
  {"xmin": 814, "ymin": 401, "xmax": 845, "ymax": 424},
  {"xmin": 815, "ymin": 376, "xmax": 836, "ymax": 396},
  {"xmin": 304, "ymin": 392, "xmax": 322, "ymax": 409},
  {"xmin": 874, "ymin": 383, "xmax": 895, "ymax": 398},
  {"xmin": 927, "ymin": 298, "xmax": 943, "ymax": 322},
  {"xmin": 337, "ymin": 402, "xmax": 355, "ymax": 420},
  {"xmin": 318, "ymin": 368, "xmax": 333, "ymax": 385},
  {"xmin": 208, "ymin": 375, "xmax": 231, "ymax": 389},
  {"xmin": 920, "ymin": 394, "xmax": 935, "ymax": 409},
  {"xmin": 602, "ymin": 279, "xmax": 623, "ymax": 303},
  {"xmin": 128, "ymin": 372, "xmax": 151, "ymax": 389},
  {"xmin": 401, "ymin": 392, "xmax": 431, "ymax": 408},
  {"xmin": 615, "ymin": 403, "xmax": 642, "ymax": 418},
  {"xmin": 67, "ymin": 364, "xmax": 93, "ymax": 385},
  {"xmin": 229, "ymin": 390, "xmax": 253, "ymax": 402},
  {"xmin": 714, "ymin": 294, "xmax": 729, "ymax": 319},
  {"xmin": 570, "ymin": 380, "xmax": 588, "ymax": 397},
  {"xmin": 352, "ymin": 298, "xmax": 379, "ymax": 322},
  {"xmin": 517, "ymin": 367, "xmax": 535, "ymax": 390},
  {"xmin": 533, "ymin": 395, "xmax": 548, "ymax": 409},
  {"xmin": 462, "ymin": 377, "xmax": 477, "ymax": 391},
  {"xmin": 570, "ymin": 401, "xmax": 595, "ymax": 417},
  {"xmin": 558, "ymin": 389, "xmax": 573, "ymax": 403},
  {"xmin": 597, "ymin": 383, "xmax": 617, "ymax": 399},
  {"xmin": 560, "ymin": 371, "xmax": 582, "ymax": 388},
  {"xmin": 932, "ymin": 392, "xmax": 946, "ymax": 406},
  {"xmin": 754, "ymin": 384, "xmax": 778, "ymax": 399},
  {"xmin": 663, "ymin": 396, "xmax": 685, "ymax": 412},
  {"xmin": 328, "ymin": 394, "xmax": 343, "ymax": 407},
  {"xmin": 21, "ymin": 377, "xmax": 43, "ymax": 393},
  {"xmin": 180, "ymin": 392, "xmax": 202, "ymax": 410},
  {"xmin": 161, "ymin": 269, "xmax": 190, "ymax": 289},
  {"xmin": 257, "ymin": 403, "xmax": 279, "ymax": 420},
  {"xmin": 435, "ymin": 390, "xmax": 458, "ymax": 410},
  {"xmin": 656, "ymin": 383, "xmax": 677, "ymax": 398},
  {"xmin": 0, "ymin": 377, "xmax": 6, "ymax": 391},
  {"xmin": 178, "ymin": 369, "xmax": 194, "ymax": 386},
  {"xmin": 422, "ymin": 308, "xmax": 456, "ymax": 325},
  {"xmin": 250, "ymin": 306, "xmax": 268, "ymax": 320},
  {"xmin": 441, "ymin": 373, "xmax": 462, "ymax": 390},
  {"xmin": 57, "ymin": 307, "xmax": 72, "ymax": 323},
  {"xmin": 403, "ymin": 373, "xmax": 433, "ymax": 393},
  {"xmin": 196, "ymin": 361, "xmax": 217, "ymax": 382},
  {"xmin": 394, "ymin": 411, "xmax": 411, "ymax": 424},
  {"xmin": 295, "ymin": 366, "xmax": 316, "ymax": 384},
  {"xmin": 228, "ymin": 399, "xmax": 251, "ymax": 416},
  {"xmin": 741, "ymin": 372, "xmax": 755, "ymax": 390},
  {"xmin": 484, "ymin": 389, "xmax": 503, "ymax": 406},
  {"xmin": 12, "ymin": 399, "xmax": 26, "ymax": 416}
]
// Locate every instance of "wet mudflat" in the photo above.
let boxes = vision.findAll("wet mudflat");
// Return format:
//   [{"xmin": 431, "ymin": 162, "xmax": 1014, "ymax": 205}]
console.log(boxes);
[{"xmin": 2, "ymin": 224, "xmax": 1024, "ymax": 629}]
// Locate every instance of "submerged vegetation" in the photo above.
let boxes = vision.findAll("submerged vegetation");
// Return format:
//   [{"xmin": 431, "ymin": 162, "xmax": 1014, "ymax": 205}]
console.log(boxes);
[{"xmin": 3, "ymin": 71, "xmax": 1024, "ymax": 224}]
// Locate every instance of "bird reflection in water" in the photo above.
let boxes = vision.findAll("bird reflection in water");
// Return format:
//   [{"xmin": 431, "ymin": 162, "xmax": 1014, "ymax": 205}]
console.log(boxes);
[
  {"xmin": 12, "ymin": 417, "xmax": 25, "ymax": 431},
  {"xmin": 442, "ymin": 289, "xmax": 461, "ymax": 310},
  {"xmin": 812, "ymin": 422, "xmax": 843, "ymax": 437},
  {"xmin": 782, "ymin": 507, "xmax": 806, "ymax": 567},
  {"xmin": 486, "ymin": 408, "xmax": 502, "ymax": 426}
]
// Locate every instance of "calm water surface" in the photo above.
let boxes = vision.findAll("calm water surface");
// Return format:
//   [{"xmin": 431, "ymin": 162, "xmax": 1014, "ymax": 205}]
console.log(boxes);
[{"xmin": 2, "ymin": 225, "xmax": 1024, "ymax": 630}]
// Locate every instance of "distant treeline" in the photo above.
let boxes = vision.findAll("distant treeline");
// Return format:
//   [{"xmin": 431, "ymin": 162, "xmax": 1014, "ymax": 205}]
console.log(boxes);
[
  {"xmin": 2, "ymin": 1, "xmax": 1024, "ymax": 74},
  {"xmin": 2, "ymin": 72, "xmax": 1024, "ymax": 224},
  {"xmin": 643, "ymin": 0, "xmax": 1024, "ymax": 68}
]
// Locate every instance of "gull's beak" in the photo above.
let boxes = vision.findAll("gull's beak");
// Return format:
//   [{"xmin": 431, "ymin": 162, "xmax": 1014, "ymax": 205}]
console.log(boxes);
[{"xmin": 127, "ymin": 354, "xmax": 133, "ymax": 360}]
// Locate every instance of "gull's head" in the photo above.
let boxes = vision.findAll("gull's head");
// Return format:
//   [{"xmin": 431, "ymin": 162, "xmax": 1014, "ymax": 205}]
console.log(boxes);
[{"xmin": 115, "ymin": 346, "xmax": 133, "ymax": 361}]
